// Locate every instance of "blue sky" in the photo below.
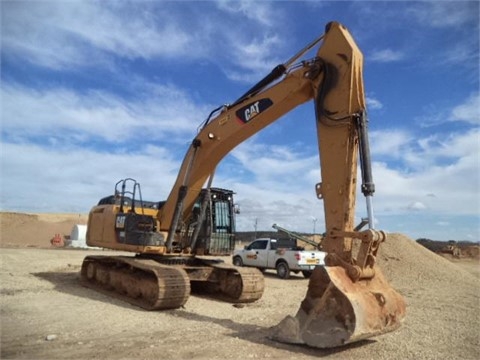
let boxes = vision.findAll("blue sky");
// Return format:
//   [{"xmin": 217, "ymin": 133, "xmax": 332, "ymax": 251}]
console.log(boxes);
[{"xmin": 1, "ymin": 1, "xmax": 479, "ymax": 241}]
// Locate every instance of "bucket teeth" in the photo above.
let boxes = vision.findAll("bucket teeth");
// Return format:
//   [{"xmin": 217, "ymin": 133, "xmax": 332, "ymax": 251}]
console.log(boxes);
[{"xmin": 271, "ymin": 265, "xmax": 406, "ymax": 348}]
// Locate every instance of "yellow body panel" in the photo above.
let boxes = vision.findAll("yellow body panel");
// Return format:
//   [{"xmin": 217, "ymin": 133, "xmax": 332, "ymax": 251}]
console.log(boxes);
[{"xmin": 86, "ymin": 204, "xmax": 168, "ymax": 254}]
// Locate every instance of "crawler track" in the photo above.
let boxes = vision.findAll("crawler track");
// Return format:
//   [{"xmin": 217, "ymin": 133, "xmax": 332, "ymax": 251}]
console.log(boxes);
[
  {"xmin": 207, "ymin": 263, "xmax": 265, "ymax": 303},
  {"xmin": 80, "ymin": 256, "xmax": 264, "ymax": 310},
  {"xmin": 80, "ymin": 256, "xmax": 191, "ymax": 310}
]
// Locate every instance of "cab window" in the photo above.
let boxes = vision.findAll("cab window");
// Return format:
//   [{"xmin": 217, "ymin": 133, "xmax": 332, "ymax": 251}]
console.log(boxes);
[{"xmin": 248, "ymin": 240, "xmax": 268, "ymax": 250}]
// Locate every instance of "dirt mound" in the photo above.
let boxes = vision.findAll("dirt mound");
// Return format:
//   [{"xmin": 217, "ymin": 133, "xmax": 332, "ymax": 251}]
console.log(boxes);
[
  {"xmin": 0, "ymin": 212, "xmax": 88, "ymax": 248},
  {"xmin": 378, "ymin": 233, "xmax": 478, "ymax": 286}
]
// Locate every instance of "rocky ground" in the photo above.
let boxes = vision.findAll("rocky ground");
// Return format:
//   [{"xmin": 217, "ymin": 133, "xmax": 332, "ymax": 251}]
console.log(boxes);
[{"xmin": 0, "ymin": 212, "xmax": 479, "ymax": 359}]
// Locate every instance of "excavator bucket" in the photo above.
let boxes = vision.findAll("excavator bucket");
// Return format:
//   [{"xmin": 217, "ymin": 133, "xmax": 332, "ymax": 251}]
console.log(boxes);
[{"xmin": 271, "ymin": 265, "xmax": 406, "ymax": 348}]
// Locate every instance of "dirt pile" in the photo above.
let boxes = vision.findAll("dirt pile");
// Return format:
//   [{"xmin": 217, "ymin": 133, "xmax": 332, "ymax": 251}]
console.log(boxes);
[
  {"xmin": 0, "ymin": 212, "xmax": 88, "ymax": 248},
  {"xmin": 373, "ymin": 233, "xmax": 480, "ymax": 359},
  {"xmin": 377, "ymin": 233, "xmax": 478, "ymax": 286}
]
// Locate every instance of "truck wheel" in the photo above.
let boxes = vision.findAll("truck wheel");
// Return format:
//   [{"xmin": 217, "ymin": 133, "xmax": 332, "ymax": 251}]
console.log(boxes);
[
  {"xmin": 276, "ymin": 261, "xmax": 290, "ymax": 279},
  {"xmin": 302, "ymin": 270, "xmax": 313, "ymax": 279},
  {"xmin": 232, "ymin": 256, "xmax": 243, "ymax": 267}
]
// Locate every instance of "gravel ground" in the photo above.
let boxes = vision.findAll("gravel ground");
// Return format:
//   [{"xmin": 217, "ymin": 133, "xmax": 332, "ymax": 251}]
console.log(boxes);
[{"xmin": 0, "ymin": 213, "xmax": 479, "ymax": 359}]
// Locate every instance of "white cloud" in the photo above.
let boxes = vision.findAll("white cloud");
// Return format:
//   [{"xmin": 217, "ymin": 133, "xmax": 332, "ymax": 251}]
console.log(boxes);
[
  {"xmin": 0, "ymin": 142, "xmax": 180, "ymax": 213},
  {"xmin": 225, "ymin": 127, "xmax": 479, "ymax": 235},
  {"xmin": 230, "ymin": 141, "xmax": 318, "ymax": 186},
  {"xmin": 355, "ymin": 1, "xmax": 478, "ymax": 70},
  {"xmin": 215, "ymin": 0, "xmax": 278, "ymax": 27},
  {"xmin": 2, "ymin": 2, "xmax": 196, "ymax": 69},
  {"xmin": 408, "ymin": 2, "xmax": 479, "ymax": 70},
  {"xmin": 426, "ymin": 128, "xmax": 479, "ymax": 159},
  {"xmin": 370, "ymin": 130, "xmax": 411, "ymax": 157},
  {"xmin": 407, "ymin": 201, "xmax": 427, "ymax": 211},
  {"xmin": 369, "ymin": 49, "xmax": 404, "ymax": 63},
  {"xmin": 417, "ymin": 93, "xmax": 480, "ymax": 127},
  {"xmin": 226, "ymin": 34, "xmax": 282, "ymax": 80},
  {"xmin": 449, "ymin": 93, "xmax": 480, "ymax": 125},
  {"xmin": 214, "ymin": 140, "xmax": 325, "ymax": 232},
  {"xmin": 0, "ymin": 139, "xmax": 327, "ymax": 234},
  {"xmin": 372, "ymin": 128, "xmax": 479, "ymax": 216},
  {"xmin": 1, "ymin": 83, "xmax": 205, "ymax": 144},
  {"xmin": 232, "ymin": 184, "xmax": 324, "ymax": 233},
  {"xmin": 408, "ymin": 1, "xmax": 478, "ymax": 28},
  {"xmin": 1, "ymin": 1, "xmax": 285, "ymax": 79},
  {"xmin": 2, "ymin": 109, "xmax": 478, "ymax": 238},
  {"xmin": 366, "ymin": 96, "xmax": 383, "ymax": 110}
]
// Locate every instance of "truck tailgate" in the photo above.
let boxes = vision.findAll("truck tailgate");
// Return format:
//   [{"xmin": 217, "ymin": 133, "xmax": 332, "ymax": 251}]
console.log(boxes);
[{"xmin": 297, "ymin": 251, "xmax": 326, "ymax": 266}]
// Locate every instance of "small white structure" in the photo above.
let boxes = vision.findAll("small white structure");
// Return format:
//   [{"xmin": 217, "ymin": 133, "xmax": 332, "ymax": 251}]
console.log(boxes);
[{"xmin": 68, "ymin": 224, "xmax": 88, "ymax": 248}]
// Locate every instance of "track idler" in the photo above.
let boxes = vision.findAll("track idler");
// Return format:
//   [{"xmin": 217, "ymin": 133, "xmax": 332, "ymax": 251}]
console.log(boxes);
[{"xmin": 271, "ymin": 265, "xmax": 406, "ymax": 348}]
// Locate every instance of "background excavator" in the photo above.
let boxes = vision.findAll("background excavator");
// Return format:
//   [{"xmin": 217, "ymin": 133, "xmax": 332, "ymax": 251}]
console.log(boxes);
[{"xmin": 82, "ymin": 21, "xmax": 406, "ymax": 348}]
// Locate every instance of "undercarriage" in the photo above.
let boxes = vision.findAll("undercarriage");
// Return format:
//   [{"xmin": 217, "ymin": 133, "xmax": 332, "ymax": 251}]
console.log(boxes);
[{"xmin": 80, "ymin": 255, "xmax": 265, "ymax": 310}]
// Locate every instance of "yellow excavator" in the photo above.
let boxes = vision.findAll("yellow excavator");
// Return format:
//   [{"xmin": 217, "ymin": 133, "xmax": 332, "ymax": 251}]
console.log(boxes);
[{"xmin": 82, "ymin": 21, "xmax": 406, "ymax": 348}]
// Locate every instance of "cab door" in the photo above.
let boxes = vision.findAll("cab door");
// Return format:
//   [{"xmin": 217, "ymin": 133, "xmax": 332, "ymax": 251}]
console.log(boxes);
[{"xmin": 243, "ymin": 239, "xmax": 269, "ymax": 267}]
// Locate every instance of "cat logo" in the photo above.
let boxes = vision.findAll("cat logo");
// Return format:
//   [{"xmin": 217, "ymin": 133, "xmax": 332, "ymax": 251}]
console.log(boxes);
[
  {"xmin": 236, "ymin": 98, "xmax": 273, "ymax": 123},
  {"xmin": 245, "ymin": 101, "xmax": 260, "ymax": 121},
  {"xmin": 116, "ymin": 215, "xmax": 126, "ymax": 229}
]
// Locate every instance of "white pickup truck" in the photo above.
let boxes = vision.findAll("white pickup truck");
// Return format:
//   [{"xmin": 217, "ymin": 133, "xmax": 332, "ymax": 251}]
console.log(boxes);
[{"xmin": 232, "ymin": 238, "xmax": 326, "ymax": 279}]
